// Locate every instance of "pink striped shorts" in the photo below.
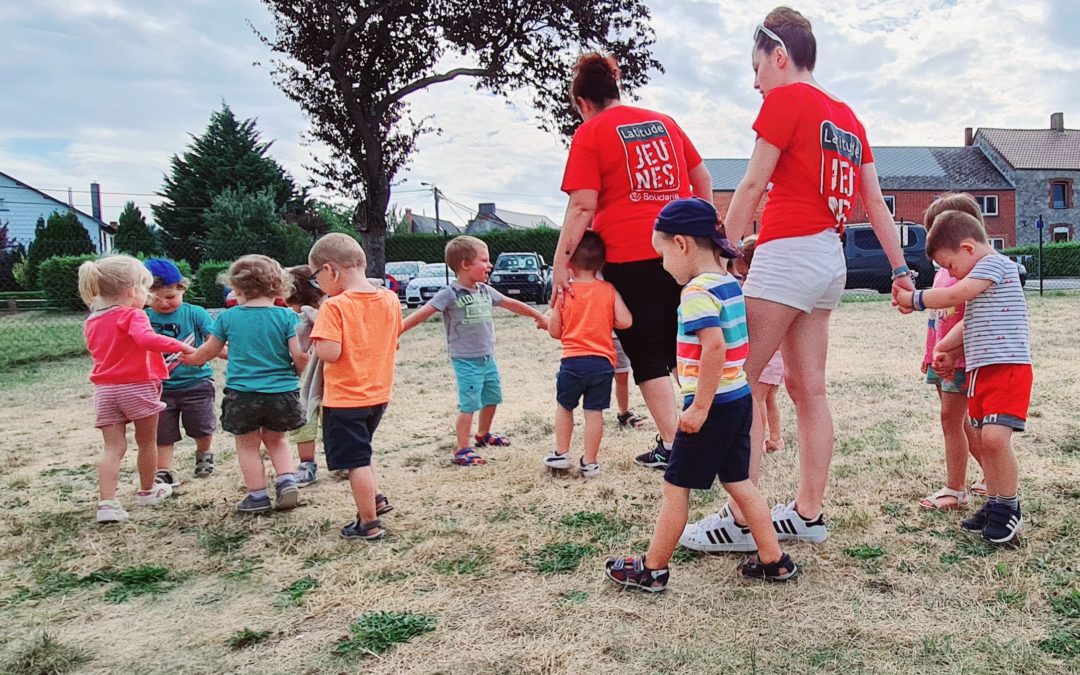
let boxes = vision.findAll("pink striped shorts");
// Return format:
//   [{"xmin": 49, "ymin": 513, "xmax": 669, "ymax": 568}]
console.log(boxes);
[
  {"xmin": 93, "ymin": 381, "xmax": 166, "ymax": 428},
  {"xmin": 759, "ymin": 350, "xmax": 785, "ymax": 386}
]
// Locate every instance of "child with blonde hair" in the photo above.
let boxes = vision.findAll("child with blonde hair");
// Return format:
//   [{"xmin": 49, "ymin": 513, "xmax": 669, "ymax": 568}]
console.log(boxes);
[
  {"xmin": 79, "ymin": 255, "xmax": 196, "ymax": 523},
  {"xmin": 183, "ymin": 255, "xmax": 307, "ymax": 514}
]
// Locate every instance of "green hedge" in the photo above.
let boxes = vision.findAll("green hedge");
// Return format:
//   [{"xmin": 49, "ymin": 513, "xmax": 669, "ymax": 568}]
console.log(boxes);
[
  {"xmin": 192, "ymin": 260, "xmax": 231, "ymax": 308},
  {"xmin": 0, "ymin": 290, "xmax": 46, "ymax": 300},
  {"xmin": 39, "ymin": 255, "xmax": 193, "ymax": 311},
  {"xmin": 387, "ymin": 228, "xmax": 561, "ymax": 264},
  {"xmin": 1002, "ymin": 242, "xmax": 1080, "ymax": 277}
]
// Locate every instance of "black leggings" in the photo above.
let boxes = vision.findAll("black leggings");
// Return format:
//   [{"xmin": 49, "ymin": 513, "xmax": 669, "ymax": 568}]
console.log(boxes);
[{"xmin": 603, "ymin": 258, "xmax": 681, "ymax": 384}]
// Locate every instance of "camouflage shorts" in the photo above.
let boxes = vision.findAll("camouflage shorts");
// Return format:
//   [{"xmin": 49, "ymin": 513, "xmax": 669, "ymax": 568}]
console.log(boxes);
[{"xmin": 220, "ymin": 389, "xmax": 305, "ymax": 435}]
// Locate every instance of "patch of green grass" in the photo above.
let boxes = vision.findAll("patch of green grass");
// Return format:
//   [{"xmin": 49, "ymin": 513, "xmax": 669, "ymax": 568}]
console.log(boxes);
[
  {"xmin": 1058, "ymin": 433, "xmax": 1080, "ymax": 455},
  {"xmin": 559, "ymin": 511, "xmax": 632, "ymax": 544},
  {"xmin": 670, "ymin": 547, "xmax": 702, "ymax": 564},
  {"xmin": 920, "ymin": 634, "xmax": 954, "ymax": 657},
  {"xmin": 956, "ymin": 539, "xmax": 995, "ymax": 557},
  {"xmin": 0, "ymin": 314, "xmax": 86, "ymax": 369},
  {"xmin": 940, "ymin": 552, "xmax": 965, "ymax": 565},
  {"xmin": 880, "ymin": 502, "xmax": 906, "ymax": 517},
  {"xmin": 896, "ymin": 524, "xmax": 922, "ymax": 534},
  {"xmin": 1, "ymin": 631, "xmax": 90, "ymax": 674},
  {"xmin": 198, "ymin": 529, "xmax": 249, "ymax": 557},
  {"xmin": 843, "ymin": 544, "xmax": 885, "ymax": 560},
  {"xmin": 558, "ymin": 590, "xmax": 589, "ymax": 606},
  {"xmin": 529, "ymin": 543, "xmax": 596, "ymax": 574},
  {"xmin": 278, "ymin": 576, "xmax": 319, "ymax": 606},
  {"xmin": 100, "ymin": 565, "xmax": 190, "ymax": 603},
  {"xmin": 39, "ymin": 464, "xmax": 94, "ymax": 478},
  {"xmin": 996, "ymin": 589, "xmax": 1026, "ymax": 606},
  {"xmin": 332, "ymin": 611, "xmax": 436, "ymax": 660},
  {"xmin": 1050, "ymin": 590, "xmax": 1080, "ymax": 620},
  {"xmin": 228, "ymin": 628, "xmax": 272, "ymax": 650},
  {"xmin": 1038, "ymin": 628, "xmax": 1080, "ymax": 659},
  {"xmin": 223, "ymin": 562, "xmax": 262, "ymax": 580},
  {"xmin": 433, "ymin": 547, "xmax": 492, "ymax": 576}
]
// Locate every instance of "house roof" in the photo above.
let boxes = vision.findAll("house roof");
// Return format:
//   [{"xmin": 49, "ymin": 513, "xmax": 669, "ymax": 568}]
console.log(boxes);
[
  {"xmin": 474, "ymin": 207, "xmax": 558, "ymax": 230},
  {"xmin": 976, "ymin": 127, "xmax": 1080, "ymax": 170},
  {"xmin": 705, "ymin": 146, "xmax": 1012, "ymax": 192},
  {"xmin": 0, "ymin": 169, "xmax": 106, "ymax": 227},
  {"xmin": 409, "ymin": 213, "xmax": 461, "ymax": 235}
]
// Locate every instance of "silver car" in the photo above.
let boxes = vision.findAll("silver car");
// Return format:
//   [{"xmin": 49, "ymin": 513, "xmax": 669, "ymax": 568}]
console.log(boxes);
[
  {"xmin": 386, "ymin": 261, "xmax": 423, "ymax": 299},
  {"xmin": 404, "ymin": 263, "xmax": 452, "ymax": 308}
]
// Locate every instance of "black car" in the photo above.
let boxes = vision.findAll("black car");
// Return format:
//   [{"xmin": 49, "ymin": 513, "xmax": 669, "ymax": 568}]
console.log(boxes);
[
  {"xmin": 843, "ymin": 222, "xmax": 935, "ymax": 293},
  {"xmin": 488, "ymin": 252, "xmax": 551, "ymax": 304}
]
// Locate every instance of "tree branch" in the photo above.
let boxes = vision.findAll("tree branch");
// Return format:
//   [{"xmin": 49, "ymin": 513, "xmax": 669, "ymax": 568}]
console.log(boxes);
[{"xmin": 381, "ymin": 67, "xmax": 495, "ymax": 110}]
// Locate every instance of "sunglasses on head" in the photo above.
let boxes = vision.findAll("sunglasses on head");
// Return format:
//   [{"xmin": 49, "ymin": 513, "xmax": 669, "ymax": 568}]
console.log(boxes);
[{"xmin": 754, "ymin": 23, "xmax": 787, "ymax": 55}]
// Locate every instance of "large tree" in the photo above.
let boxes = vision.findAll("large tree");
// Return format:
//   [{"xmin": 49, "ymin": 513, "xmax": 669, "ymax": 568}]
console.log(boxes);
[
  {"xmin": 113, "ymin": 202, "xmax": 159, "ymax": 256},
  {"xmin": 256, "ymin": 0, "xmax": 661, "ymax": 275},
  {"xmin": 153, "ymin": 103, "xmax": 302, "ymax": 262}
]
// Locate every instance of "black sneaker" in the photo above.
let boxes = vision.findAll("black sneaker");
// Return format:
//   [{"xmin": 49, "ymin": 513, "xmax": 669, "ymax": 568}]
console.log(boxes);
[
  {"xmin": 634, "ymin": 435, "xmax": 670, "ymax": 469},
  {"xmin": 604, "ymin": 555, "xmax": 669, "ymax": 593},
  {"xmin": 155, "ymin": 469, "xmax": 180, "ymax": 488},
  {"xmin": 960, "ymin": 500, "xmax": 993, "ymax": 533},
  {"xmin": 982, "ymin": 501, "xmax": 1024, "ymax": 545},
  {"xmin": 236, "ymin": 494, "xmax": 272, "ymax": 514}
]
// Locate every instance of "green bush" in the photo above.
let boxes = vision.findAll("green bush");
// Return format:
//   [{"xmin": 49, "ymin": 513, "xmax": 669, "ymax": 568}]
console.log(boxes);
[
  {"xmin": 25, "ymin": 212, "xmax": 97, "ymax": 289},
  {"xmin": 387, "ymin": 227, "xmax": 561, "ymax": 264},
  {"xmin": 1002, "ymin": 242, "xmax": 1080, "ymax": 277},
  {"xmin": 39, "ymin": 255, "xmax": 192, "ymax": 311},
  {"xmin": 192, "ymin": 260, "xmax": 231, "ymax": 308},
  {"xmin": 204, "ymin": 188, "xmax": 312, "ymax": 267}
]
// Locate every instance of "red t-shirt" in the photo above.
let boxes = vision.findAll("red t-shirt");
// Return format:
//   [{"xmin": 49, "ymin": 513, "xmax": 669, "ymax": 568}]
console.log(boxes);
[
  {"xmin": 84, "ymin": 306, "xmax": 190, "ymax": 385},
  {"xmin": 561, "ymin": 105, "xmax": 703, "ymax": 263},
  {"xmin": 753, "ymin": 83, "xmax": 874, "ymax": 246}
]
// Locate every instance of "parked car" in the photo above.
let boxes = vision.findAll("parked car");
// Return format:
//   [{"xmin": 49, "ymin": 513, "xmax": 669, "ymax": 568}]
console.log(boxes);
[
  {"xmin": 843, "ymin": 222, "xmax": 935, "ymax": 293},
  {"xmin": 386, "ymin": 260, "xmax": 423, "ymax": 300},
  {"xmin": 1006, "ymin": 255, "xmax": 1029, "ymax": 287},
  {"xmin": 404, "ymin": 263, "xmax": 452, "ymax": 308},
  {"xmin": 488, "ymin": 252, "xmax": 551, "ymax": 304}
]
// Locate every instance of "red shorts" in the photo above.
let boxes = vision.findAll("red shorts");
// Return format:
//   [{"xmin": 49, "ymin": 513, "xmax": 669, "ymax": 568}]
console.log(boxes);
[
  {"xmin": 966, "ymin": 364, "xmax": 1032, "ymax": 431},
  {"xmin": 93, "ymin": 381, "xmax": 166, "ymax": 428}
]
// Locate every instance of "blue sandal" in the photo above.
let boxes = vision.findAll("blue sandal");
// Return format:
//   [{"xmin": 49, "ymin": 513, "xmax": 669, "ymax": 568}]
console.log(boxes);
[
  {"xmin": 452, "ymin": 448, "xmax": 487, "ymax": 466},
  {"xmin": 475, "ymin": 432, "xmax": 511, "ymax": 448}
]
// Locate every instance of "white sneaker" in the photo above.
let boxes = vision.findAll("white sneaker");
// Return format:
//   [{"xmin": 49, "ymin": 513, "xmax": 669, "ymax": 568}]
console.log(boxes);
[
  {"xmin": 679, "ymin": 505, "xmax": 758, "ymax": 552},
  {"xmin": 771, "ymin": 501, "xmax": 829, "ymax": 543},
  {"xmin": 135, "ymin": 483, "xmax": 173, "ymax": 506},
  {"xmin": 579, "ymin": 458, "xmax": 600, "ymax": 479},
  {"xmin": 543, "ymin": 451, "xmax": 572, "ymax": 470},
  {"xmin": 96, "ymin": 500, "xmax": 129, "ymax": 523}
]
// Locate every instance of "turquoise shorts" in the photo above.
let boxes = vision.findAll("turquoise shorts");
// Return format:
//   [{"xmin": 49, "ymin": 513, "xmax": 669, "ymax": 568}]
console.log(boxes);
[
  {"xmin": 926, "ymin": 367, "xmax": 967, "ymax": 395},
  {"xmin": 451, "ymin": 356, "xmax": 503, "ymax": 413}
]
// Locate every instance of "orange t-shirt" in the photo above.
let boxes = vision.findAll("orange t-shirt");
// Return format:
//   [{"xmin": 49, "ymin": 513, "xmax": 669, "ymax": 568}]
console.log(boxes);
[
  {"xmin": 558, "ymin": 280, "xmax": 617, "ymax": 365},
  {"xmin": 310, "ymin": 288, "xmax": 402, "ymax": 407}
]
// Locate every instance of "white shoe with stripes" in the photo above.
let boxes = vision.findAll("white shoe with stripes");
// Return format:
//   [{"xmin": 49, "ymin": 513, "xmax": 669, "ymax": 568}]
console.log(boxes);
[
  {"xmin": 771, "ymin": 501, "xmax": 829, "ymax": 543},
  {"xmin": 679, "ymin": 505, "xmax": 758, "ymax": 553}
]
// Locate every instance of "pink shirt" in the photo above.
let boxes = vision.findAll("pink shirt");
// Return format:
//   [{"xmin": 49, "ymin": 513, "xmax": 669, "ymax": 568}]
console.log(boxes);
[
  {"xmin": 84, "ymin": 306, "xmax": 190, "ymax": 385},
  {"xmin": 923, "ymin": 269, "xmax": 966, "ymax": 369}
]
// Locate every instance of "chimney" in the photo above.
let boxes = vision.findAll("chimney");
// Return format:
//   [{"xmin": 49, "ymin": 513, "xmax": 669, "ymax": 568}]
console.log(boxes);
[
  {"xmin": 964, "ymin": 127, "xmax": 974, "ymax": 146},
  {"xmin": 1051, "ymin": 112, "xmax": 1065, "ymax": 132},
  {"xmin": 90, "ymin": 182, "xmax": 102, "ymax": 221},
  {"xmin": 478, "ymin": 202, "xmax": 496, "ymax": 217}
]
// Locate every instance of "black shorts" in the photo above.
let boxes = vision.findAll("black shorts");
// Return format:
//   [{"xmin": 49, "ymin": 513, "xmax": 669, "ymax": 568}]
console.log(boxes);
[
  {"xmin": 603, "ymin": 258, "xmax": 680, "ymax": 384},
  {"xmin": 220, "ymin": 389, "xmax": 305, "ymax": 435},
  {"xmin": 556, "ymin": 356, "xmax": 615, "ymax": 411},
  {"xmin": 157, "ymin": 379, "xmax": 217, "ymax": 445},
  {"xmin": 664, "ymin": 394, "xmax": 753, "ymax": 489},
  {"xmin": 322, "ymin": 404, "xmax": 387, "ymax": 470}
]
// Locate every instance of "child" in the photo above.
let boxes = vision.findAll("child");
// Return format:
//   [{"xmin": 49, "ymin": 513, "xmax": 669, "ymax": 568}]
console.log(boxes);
[
  {"xmin": 894, "ymin": 210, "xmax": 1031, "ymax": 544},
  {"xmin": 735, "ymin": 235, "xmax": 786, "ymax": 454},
  {"xmin": 605, "ymin": 198, "xmax": 797, "ymax": 591},
  {"xmin": 144, "ymin": 258, "xmax": 217, "ymax": 485},
  {"xmin": 182, "ymin": 255, "xmax": 307, "ymax": 515},
  {"xmin": 542, "ymin": 231, "xmax": 632, "ymax": 477},
  {"xmin": 916, "ymin": 194, "xmax": 985, "ymax": 510},
  {"xmin": 613, "ymin": 335, "xmax": 646, "ymax": 429},
  {"xmin": 79, "ymin": 255, "xmax": 196, "ymax": 523},
  {"xmin": 400, "ymin": 235, "xmax": 547, "ymax": 465},
  {"xmin": 307, "ymin": 234, "xmax": 402, "ymax": 540},
  {"xmin": 285, "ymin": 264, "xmax": 326, "ymax": 488}
]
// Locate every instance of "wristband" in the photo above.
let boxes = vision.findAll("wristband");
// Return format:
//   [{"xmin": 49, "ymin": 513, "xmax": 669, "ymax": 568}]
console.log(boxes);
[
  {"xmin": 891, "ymin": 265, "xmax": 912, "ymax": 280},
  {"xmin": 912, "ymin": 290, "xmax": 926, "ymax": 311}
]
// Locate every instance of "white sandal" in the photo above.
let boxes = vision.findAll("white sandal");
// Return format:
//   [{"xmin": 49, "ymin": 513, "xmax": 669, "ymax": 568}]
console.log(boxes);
[{"xmin": 919, "ymin": 487, "xmax": 969, "ymax": 511}]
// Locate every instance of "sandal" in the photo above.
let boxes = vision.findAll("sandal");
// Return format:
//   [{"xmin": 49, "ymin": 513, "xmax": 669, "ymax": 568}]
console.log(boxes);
[
  {"xmin": 375, "ymin": 493, "xmax": 394, "ymax": 516},
  {"xmin": 764, "ymin": 438, "xmax": 786, "ymax": 454},
  {"xmin": 604, "ymin": 555, "xmax": 669, "ymax": 593},
  {"xmin": 970, "ymin": 478, "xmax": 987, "ymax": 497},
  {"xmin": 617, "ymin": 411, "xmax": 647, "ymax": 429},
  {"xmin": 919, "ymin": 487, "xmax": 969, "ymax": 511},
  {"xmin": 194, "ymin": 452, "xmax": 215, "ymax": 478},
  {"xmin": 738, "ymin": 553, "xmax": 798, "ymax": 581},
  {"xmin": 452, "ymin": 448, "xmax": 487, "ymax": 466},
  {"xmin": 341, "ymin": 517, "xmax": 384, "ymax": 541},
  {"xmin": 474, "ymin": 432, "xmax": 510, "ymax": 448}
]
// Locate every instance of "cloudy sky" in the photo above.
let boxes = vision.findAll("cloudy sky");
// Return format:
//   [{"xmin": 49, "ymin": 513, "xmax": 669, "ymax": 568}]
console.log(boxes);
[{"xmin": 2, "ymin": 0, "xmax": 1078, "ymax": 227}]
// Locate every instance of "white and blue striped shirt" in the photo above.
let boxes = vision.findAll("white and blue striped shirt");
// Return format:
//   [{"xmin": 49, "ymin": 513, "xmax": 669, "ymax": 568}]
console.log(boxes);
[{"xmin": 963, "ymin": 254, "xmax": 1031, "ymax": 371}]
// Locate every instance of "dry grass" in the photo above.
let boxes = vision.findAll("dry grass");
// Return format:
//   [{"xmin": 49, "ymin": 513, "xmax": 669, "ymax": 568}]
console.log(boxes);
[{"xmin": 1, "ymin": 296, "xmax": 1079, "ymax": 674}]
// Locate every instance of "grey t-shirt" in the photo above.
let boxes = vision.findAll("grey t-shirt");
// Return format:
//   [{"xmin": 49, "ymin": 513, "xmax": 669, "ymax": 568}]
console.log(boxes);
[
  {"xmin": 963, "ymin": 253, "xmax": 1031, "ymax": 370},
  {"xmin": 429, "ymin": 282, "xmax": 505, "ymax": 359}
]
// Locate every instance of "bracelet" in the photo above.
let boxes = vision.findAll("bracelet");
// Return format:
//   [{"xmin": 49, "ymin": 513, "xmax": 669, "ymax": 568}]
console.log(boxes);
[
  {"xmin": 912, "ymin": 290, "xmax": 926, "ymax": 311},
  {"xmin": 892, "ymin": 265, "xmax": 912, "ymax": 280}
]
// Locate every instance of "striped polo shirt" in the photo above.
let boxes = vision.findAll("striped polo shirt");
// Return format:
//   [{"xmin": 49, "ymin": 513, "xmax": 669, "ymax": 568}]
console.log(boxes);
[
  {"xmin": 963, "ymin": 253, "xmax": 1031, "ymax": 370},
  {"xmin": 676, "ymin": 272, "xmax": 750, "ymax": 405}
]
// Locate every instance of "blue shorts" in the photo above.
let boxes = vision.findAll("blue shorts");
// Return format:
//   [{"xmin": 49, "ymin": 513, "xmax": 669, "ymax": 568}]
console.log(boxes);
[
  {"xmin": 322, "ymin": 405, "xmax": 385, "ymax": 470},
  {"xmin": 664, "ymin": 394, "xmax": 753, "ymax": 489},
  {"xmin": 926, "ymin": 367, "xmax": 967, "ymax": 395},
  {"xmin": 556, "ymin": 356, "xmax": 615, "ymax": 411},
  {"xmin": 451, "ymin": 356, "xmax": 503, "ymax": 413}
]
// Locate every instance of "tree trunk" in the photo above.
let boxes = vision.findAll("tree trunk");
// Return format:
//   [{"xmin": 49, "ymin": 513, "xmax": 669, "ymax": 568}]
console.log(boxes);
[{"xmin": 354, "ymin": 199, "xmax": 387, "ymax": 278}]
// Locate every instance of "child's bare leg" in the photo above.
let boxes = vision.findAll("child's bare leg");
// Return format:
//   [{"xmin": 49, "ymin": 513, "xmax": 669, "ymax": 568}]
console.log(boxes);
[
  {"xmin": 195, "ymin": 436, "xmax": 212, "ymax": 454},
  {"xmin": 297, "ymin": 440, "xmax": 316, "ymax": 463},
  {"xmin": 157, "ymin": 443, "xmax": 175, "ymax": 471},
  {"xmin": 940, "ymin": 389, "xmax": 970, "ymax": 494},
  {"xmin": 725, "ymin": 478, "xmax": 782, "ymax": 563},
  {"xmin": 235, "ymin": 431, "xmax": 267, "ymax": 491},
  {"xmin": 456, "ymin": 412, "xmax": 475, "ymax": 450},
  {"xmin": 133, "ymin": 415, "xmax": 160, "ymax": 491},
  {"xmin": 615, "ymin": 371, "xmax": 630, "ymax": 416},
  {"xmin": 476, "ymin": 405, "xmax": 497, "ymax": 437},
  {"xmin": 980, "ymin": 425, "xmax": 1018, "ymax": 497},
  {"xmin": 262, "ymin": 430, "xmax": 295, "ymax": 477},
  {"xmin": 765, "ymin": 385, "xmax": 782, "ymax": 444},
  {"xmin": 964, "ymin": 418, "xmax": 984, "ymax": 474},
  {"xmin": 583, "ymin": 409, "xmax": 603, "ymax": 465},
  {"xmin": 349, "ymin": 466, "xmax": 380, "ymax": 532},
  {"xmin": 554, "ymin": 405, "xmax": 574, "ymax": 455},
  {"xmin": 644, "ymin": 481, "xmax": 691, "ymax": 570},
  {"xmin": 98, "ymin": 424, "xmax": 128, "ymax": 501}
]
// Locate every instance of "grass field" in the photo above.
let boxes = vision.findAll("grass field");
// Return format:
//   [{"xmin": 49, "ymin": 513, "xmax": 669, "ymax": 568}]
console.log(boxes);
[
  {"xmin": 1, "ymin": 296, "xmax": 1079, "ymax": 674},
  {"xmin": 0, "ymin": 311, "xmax": 86, "ymax": 368}
]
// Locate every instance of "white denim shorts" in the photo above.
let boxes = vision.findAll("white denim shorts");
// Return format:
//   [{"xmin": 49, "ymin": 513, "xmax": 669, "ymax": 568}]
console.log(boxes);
[{"xmin": 742, "ymin": 229, "xmax": 846, "ymax": 313}]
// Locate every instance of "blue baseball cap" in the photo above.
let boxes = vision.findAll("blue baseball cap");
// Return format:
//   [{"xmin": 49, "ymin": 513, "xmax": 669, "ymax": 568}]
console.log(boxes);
[
  {"xmin": 654, "ymin": 197, "xmax": 741, "ymax": 259},
  {"xmin": 144, "ymin": 258, "xmax": 184, "ymax": 286}
]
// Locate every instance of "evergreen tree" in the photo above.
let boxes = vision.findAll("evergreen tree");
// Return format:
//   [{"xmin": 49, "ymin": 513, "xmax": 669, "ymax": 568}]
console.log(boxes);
[
  {"xmin": 205, "ymin": 188, "xmax": 311, "ymax": 267},
  {"xmin": 25, "ymin": 211, "xmax": 96, "ymax": 288},
  {"xmin": 0, "ymin": 221, "xmax": 27, "ymax": 291},
  {"xmin": 153, "ymin": 103, "xmax": 299, "ymax": 262},
  {"xmin": 113, "ymin": 202, "xmax": 160, "ymax": 256}
]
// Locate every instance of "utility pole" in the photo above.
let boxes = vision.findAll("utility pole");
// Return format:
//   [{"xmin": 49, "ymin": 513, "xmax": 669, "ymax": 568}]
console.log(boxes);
[{"xmin": 422, "ymin": 182, "xmax": 449, "ymax": 284}]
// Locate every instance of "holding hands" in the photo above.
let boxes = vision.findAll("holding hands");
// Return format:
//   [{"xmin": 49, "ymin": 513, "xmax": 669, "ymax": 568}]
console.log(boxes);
[{"xmin": 677, "ymin": 404, "xmax": 708, "ymax": 434}]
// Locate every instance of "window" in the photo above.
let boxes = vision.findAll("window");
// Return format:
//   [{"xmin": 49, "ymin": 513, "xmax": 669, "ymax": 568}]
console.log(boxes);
[
  {"xmin": 989, "ymin": 237, "xmax": 1005, "ymax": 251},
  {"xmin": 851, "ymin": 229, "xmax": 882, "ymax": 250},
  {"xmin": 882, "ymin": 195, "xmax": 896, "ymax": 216},
  {"xmin": 1053, "ymin": 226, "xmax": 1071, "ymax": 243},
  {"xmin": 1051, "ymin": 181, "xmax": 1072, "ymax": 209},
  {"xmin": 976, "ymin": 195, "xmax": 998, "ymax": 216}
]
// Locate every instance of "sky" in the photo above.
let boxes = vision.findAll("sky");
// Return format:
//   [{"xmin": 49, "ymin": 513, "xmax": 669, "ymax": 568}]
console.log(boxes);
[{"xmin": 1, "ymin": 0, "xmax": 1078, "ymax": 228}]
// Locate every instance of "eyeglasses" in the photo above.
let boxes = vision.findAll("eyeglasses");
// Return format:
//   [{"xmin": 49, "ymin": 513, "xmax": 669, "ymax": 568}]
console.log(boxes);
[
  {"xmin": 754, "ymin": 23, "xmax": 787, "ymax": 55},
  {"xmin": 307, "ymin": 277, "xmax": 321, "ymax": 291}
]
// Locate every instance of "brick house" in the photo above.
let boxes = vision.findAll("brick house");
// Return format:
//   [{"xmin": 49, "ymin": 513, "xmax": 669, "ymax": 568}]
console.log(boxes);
[{"xmin": 465, "ymin": 202, "xmax": 558, "ymax": 234}]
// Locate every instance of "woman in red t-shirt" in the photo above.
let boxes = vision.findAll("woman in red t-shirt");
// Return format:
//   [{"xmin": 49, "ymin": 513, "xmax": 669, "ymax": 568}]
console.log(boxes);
[
  {"xmin": 554, "ymin": 53, "xmax": 713, "ymax": 468},
  {"xmin": 682, "ymin": 8, "xmax": 914, "ymax": 553}
]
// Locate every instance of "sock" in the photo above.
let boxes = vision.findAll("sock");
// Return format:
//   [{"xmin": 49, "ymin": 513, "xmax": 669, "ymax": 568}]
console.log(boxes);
[
  {"xmin": 999, "ymin": 494, "xmax": 1019, "ymax": 509},
  {"xmin": 989, "ymin": 494, "xmax": 1001, "ymax": 505},
  {"xmin": 249, "ymin": 488, "xmax": 269, "ymax": 500},
  {"xmin": 662, "ymin": 440, "xmax": 673, "ymax": 451},
  {"xmin": 275, "ymin": 473, "xmax": 295, "ymax": 486}
]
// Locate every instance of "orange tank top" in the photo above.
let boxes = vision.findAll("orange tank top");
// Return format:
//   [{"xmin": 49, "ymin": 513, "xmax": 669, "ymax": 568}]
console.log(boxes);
[{"xmin": 559, "ymin": 280, "xmax": 616, "ymax": 365}]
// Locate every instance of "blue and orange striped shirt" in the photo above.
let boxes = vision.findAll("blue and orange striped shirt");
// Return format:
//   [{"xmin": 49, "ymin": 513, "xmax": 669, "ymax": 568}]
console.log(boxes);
[{"xmin": 677, "ymin": 272, "xmax": 750, "ymax": 405}]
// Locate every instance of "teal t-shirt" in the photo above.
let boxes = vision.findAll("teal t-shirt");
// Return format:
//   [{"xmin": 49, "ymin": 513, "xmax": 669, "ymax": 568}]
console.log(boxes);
[
  {"xmin": 146, "ymin": 303, "xmax": 215, "ymax": 390},
  {"xmin": 210, "ymin": 305, "xmax": 299, "ymax": 393}
]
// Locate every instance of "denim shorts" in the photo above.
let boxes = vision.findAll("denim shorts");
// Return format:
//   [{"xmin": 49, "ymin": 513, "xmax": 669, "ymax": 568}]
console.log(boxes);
[
  {"xmin": 556, "ymin": 356, "xmax": 615, "ymax": 411},
  {"xmin": 926, "ymin": 367, "xmax": 967, "ymax": 395},
  {"xmin": 451, "ymin": 356, "xmax": 503, "ymax": 413},
  {"xmin": 664, "ymin": 394, "xmax": 753, "ymax": 489}
]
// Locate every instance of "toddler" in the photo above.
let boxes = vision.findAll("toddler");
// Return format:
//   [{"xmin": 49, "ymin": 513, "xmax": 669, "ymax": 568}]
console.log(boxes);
[{"xmin": 285, "ymin": 264, "xmax": 326, "ymax": 487}]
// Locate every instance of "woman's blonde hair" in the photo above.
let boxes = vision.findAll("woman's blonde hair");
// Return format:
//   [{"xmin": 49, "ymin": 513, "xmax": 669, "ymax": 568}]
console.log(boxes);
[
  {"xmin": 77, "ymin": 255, "xmax": 152, "ymax": 309},
  {"xmin": 219, "ymin": 254, "xmax": 292, "ymax": 301}
]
